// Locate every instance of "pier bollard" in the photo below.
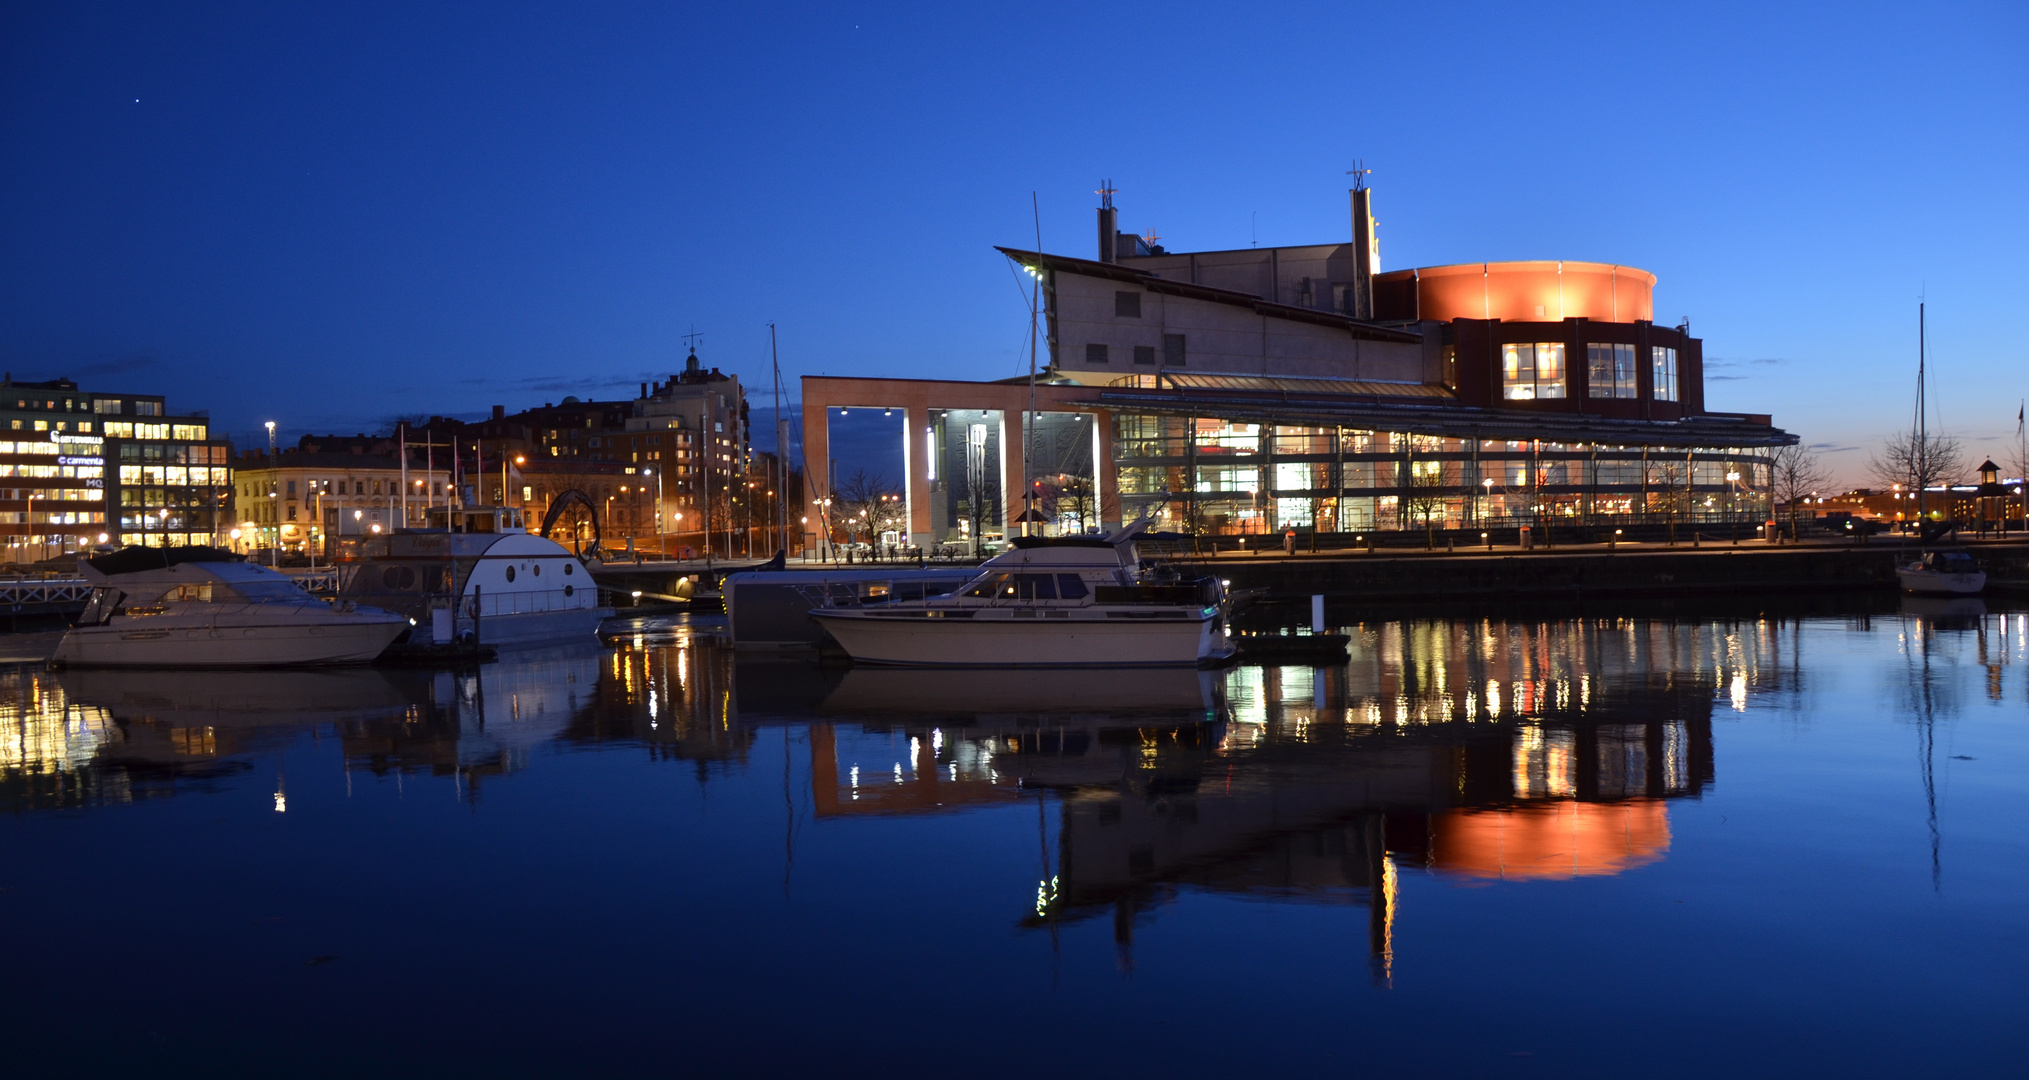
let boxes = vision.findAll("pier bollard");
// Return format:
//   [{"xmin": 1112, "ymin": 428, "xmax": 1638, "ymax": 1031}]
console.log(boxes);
[
  {"xmin": 1482, "ymin": 531, "xmax": 1491, "ymax": 551},
  {"xmin": 1311, "ymin": 594, "xmax": 1324, "ymax": 634},
  {"xmin": 1447, "ymin": 536, "xmax": 1454, "ymax": 553}
]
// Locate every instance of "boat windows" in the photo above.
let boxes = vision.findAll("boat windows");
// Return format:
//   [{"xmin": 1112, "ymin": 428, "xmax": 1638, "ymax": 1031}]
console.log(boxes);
[
  {"xmin": 563, "ymin": 584, "xmax": 574, "ymax": 597},
  {"xmin": 532, "ymin": 563, "xmax": 541, "ymax": 576},
  {"xmin": 1056, "ymin": 574, "xmax": 1090, "ymax": 600},
  {"xmin": 164, "ymin": 583, "xmax": 214, "ymax": 603},
  {"xmin": 379, "ymin": 565, "xmax": 419, "ymax": 590},
  {"xmin": 962, "ymin": 573, "xmax": 1010, "ymax": 598},
  {"xmin": 505, "ymin": 565, "xmax": 516, "ymax": 583},
  {"xmin": 563, "ymin": 563, "xmax": 574, "ymax": 575},
  {"xmin": 1012, "ymin": 575, "xmax": 1057, "ymax": 601}
]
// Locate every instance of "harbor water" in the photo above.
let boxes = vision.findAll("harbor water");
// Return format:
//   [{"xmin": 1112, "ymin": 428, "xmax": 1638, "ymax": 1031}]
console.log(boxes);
[{"xmin": 2, "ymin": 598, "xmax": 2024, "ymax": 1076}]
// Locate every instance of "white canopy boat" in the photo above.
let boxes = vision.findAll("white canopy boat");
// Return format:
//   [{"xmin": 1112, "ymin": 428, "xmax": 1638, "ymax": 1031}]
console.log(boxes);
[
  {"xmin": 807, "ymin": 531, "xmax": 1235, "ymax": 668},
  {"xmin": 52, "ymin": 546, "xmax": 408, "ymax": 668},
  {"xmin": 336, "ymin": 506, "xmax": 608, "ymax": 647},
  {"xmin": 1896, "ymin": 549, "xmax": 1986, "ymax": 596}
]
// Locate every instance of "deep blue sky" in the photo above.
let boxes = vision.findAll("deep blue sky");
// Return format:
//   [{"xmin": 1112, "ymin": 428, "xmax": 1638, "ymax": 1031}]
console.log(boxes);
[{"xmin": 3, "ymin": 1, "xmax": 2023, "ymax": 484}]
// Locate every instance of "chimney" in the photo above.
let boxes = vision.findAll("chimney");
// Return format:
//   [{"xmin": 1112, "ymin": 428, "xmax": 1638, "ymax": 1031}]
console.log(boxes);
[
  {"xmin": 640, "ymin": 382, "xmax": 648, "ymax": 399},
  {"xmin": 492, "ymin": 405, "xmax": 505, "ymax": 420},
  {"xmin": 1349, "ymin": 186, "xmax": 1377, "ymax": 320}
]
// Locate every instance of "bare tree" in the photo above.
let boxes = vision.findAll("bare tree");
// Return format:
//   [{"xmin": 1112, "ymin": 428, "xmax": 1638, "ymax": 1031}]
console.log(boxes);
[
  {"xmin": 836, "ymin": 469, "xmax": 904, "ymax": 552},
  {"xmin": 1869, "ymin": 430, "xmax": 1963, "ymax": 512},
  {"xmin": 1768, "ymin": 444, "xmax": 1831, "ymax": 538},
  {"xmin": 960, "ymin": 425, "xmax": 997, "ymax": 555},
  {"xmin": 1401, "ymin": 459, "xmax": 1447, "ymax": 548},
  {"xmin": 1646, "ymin": 458, "xmax": 1689, "ymax": 543}
]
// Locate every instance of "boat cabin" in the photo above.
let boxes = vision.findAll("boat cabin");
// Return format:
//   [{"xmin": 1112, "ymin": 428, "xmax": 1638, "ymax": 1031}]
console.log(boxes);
[{"xmin": 425, "ymin": 506, "xmax": 527, "ymax": 534}]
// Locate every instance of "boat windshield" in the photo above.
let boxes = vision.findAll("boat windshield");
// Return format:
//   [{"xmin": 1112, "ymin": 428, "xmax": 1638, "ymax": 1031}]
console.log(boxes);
[
  {"xmin": 218, "ymin": 577, "xmax": 317, "ymax": 603},
  {"xmin": 959, "ymin": 572, "xmax": 1091, "ymax": 600}
]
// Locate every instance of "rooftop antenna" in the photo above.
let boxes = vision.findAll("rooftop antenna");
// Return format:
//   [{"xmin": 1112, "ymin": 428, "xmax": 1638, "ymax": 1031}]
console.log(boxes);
[
  {"xmin": 1251, "ymin": 211, "xmax": 1257, "ymax": 248},
  {"xmin": 1141, "ymin": 228, "xmax": 1160, "ymax": 247},
  {"xmin": 1095, "ymin": 180, "xmax": 1116, "ymax": 210},
  {"xmin": 1347, "ymin": 160, "xmax": 1372, "ymax": 191}
]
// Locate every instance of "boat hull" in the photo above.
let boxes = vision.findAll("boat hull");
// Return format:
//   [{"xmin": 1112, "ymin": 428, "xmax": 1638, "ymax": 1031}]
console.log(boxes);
[
  {"xmin": 1896, "ymin": 568, "xmax": 1986, "ymax": 596},
  {"xmin": 810, "ymin": 609, "xmax": 1233, "ymax": 668},
  {"xmin": 51, "ymin": 612, "xmax": 407, "ymax": 668},
  {"xmin": 466, "ymin": 606, "xmax": 611, "ymax": 646}
]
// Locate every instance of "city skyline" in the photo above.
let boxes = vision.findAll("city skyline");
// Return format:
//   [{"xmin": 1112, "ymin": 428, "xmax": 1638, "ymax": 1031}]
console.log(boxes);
[{"xmin": 3, "ymin": 2, "xmax": 2024, "ymax": 488}]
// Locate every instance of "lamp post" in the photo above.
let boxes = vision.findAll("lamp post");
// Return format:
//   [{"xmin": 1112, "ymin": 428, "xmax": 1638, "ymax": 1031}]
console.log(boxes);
[
  {"xmin": 264, "ymin": 420, "xmax": 278, "ymax": 568},
  {"xmin": 645, "ymin": 468, "xmax": 663, "ymax": 559}
]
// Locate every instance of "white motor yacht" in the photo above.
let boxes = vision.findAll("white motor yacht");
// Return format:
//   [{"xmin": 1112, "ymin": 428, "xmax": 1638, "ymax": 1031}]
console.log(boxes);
[
  {"xmin": 807, "ymin": 530, "xmax": 1235, "ymax": 668},
  {"xmin": 52, "ymin": 547, "xmax": 408, "ymax": 668},
  {"xmin": 1896, "ymin": 549, "xmax": 1986, "ymax": 596},
  {"xmin": 337, "ymin": 506, "xmax": 608, "ymax": 647}
]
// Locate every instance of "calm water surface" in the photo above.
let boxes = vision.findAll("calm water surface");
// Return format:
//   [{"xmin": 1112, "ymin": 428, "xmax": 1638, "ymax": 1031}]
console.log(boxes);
[{"xmin": 3, "ymin": 600, "xmax": 2025, "ymax": 1077}]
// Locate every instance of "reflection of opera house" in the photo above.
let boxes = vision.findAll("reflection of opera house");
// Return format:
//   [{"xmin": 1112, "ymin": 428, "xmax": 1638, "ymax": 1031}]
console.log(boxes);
[
  {"xmin": 803, "ymin": 184, "xmax": 1794, "ymax": 545},
  {"xmin": 807, "ymin": 617, "xmax": 1764, "ymax": 970}
]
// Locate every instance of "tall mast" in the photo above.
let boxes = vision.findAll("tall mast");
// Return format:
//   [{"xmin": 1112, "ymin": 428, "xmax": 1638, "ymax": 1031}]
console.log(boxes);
[
  {"xmin": 1022, "ymin": 191, "xmax": 1041, "ymax": 537},
  {"xmin": 771, "ymin": 323, "xmax": 787, "ymax": 556},
  {"xmin": 1917, "ymin": 301, "xmax": 1927, "ymax": 524}
]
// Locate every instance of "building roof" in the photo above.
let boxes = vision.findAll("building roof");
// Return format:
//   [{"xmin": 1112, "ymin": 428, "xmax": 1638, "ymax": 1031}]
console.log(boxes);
[
  {"xmin": 996, "ymin": 247, "xmax": 1423, "ymax": 344},
  {"xmin": 1075, "ymin": 379, "xmax": 1797, "ymax": 448}
]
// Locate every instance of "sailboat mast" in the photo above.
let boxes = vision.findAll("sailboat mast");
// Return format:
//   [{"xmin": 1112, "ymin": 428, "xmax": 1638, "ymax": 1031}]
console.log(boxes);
[
  {"xmin": 1022, "ymin": 192, "xmax": 1041, "ymax": 538},
  {"xmin": 770, "ymin": 323, "xmax": 787, "ymax": 556},
  {"xmin": 1917, "ymin": 301, "xmax": 1927, "ymax": 524}
]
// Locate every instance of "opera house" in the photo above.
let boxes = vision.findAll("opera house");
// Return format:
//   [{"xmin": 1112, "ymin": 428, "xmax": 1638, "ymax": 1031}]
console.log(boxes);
[{"xmin": 802, "ymin": 184, "xmax": 1795, "ymax": 545}]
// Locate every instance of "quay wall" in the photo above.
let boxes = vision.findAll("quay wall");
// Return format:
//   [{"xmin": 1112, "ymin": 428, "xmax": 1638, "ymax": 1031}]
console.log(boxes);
[{"xmin": 1177, "ymin": 542, "xmax": 2029, "ymax": 603}]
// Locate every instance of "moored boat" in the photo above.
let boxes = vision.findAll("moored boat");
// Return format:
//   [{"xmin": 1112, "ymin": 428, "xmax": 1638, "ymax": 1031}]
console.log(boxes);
[
  {"xmin": 336, "ymin": 505, "xmax": 608, "ymax": 647},
  {"xmin": 1896, "ymin": 549, "xmax": 1985, "ymax": 596},
  {"xmin": 807, "ymin": 529, "xmax": 1235, "ymax": 668},
  {"xmin": 51, "ymin": 546, "xmax": 408, "ymax": 668}
]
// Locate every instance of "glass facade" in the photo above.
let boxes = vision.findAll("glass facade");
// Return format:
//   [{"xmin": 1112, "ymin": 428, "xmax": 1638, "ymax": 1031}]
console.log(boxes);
[
  {"xmin": 0, "ymin": 378, "xmax": 231, "ymax": 560},
  {"xmin": 1114, "ymin": 414, "xmax": 1774, "ymax": 536}
]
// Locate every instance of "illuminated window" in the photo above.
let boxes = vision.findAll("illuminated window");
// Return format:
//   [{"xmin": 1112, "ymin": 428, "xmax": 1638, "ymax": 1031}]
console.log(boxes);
[
  {"xmin": 1587, "ymin": 343, "xmax": 1638, "ymax": 399},
  {"xmin": 135, "ymin": 401, "xmax": 163, "ymax": 416},
  {"xmin": 93, "ymin": 399, "xmax": 122, "ymax": 415},
  {"xmin": 1653, "ymin": 347, "xmax": 1679, "ymax": 401},
  {"xmin": 1501, "ymin": 342, "xmax": 1567, "ymax": 400}
]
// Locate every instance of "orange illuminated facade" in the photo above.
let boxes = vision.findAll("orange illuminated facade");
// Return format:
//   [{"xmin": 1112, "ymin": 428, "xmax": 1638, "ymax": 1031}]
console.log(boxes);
[{"xmin": 1374, "ymin": 260, "xmax": 1656, "ymax": 324}]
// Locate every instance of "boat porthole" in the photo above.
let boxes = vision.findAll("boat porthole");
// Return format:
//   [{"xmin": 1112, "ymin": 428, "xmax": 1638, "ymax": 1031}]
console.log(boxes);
[
  {"xmin": 563, "ymin": 584, "xmax": 573, "ymax": 597},
  {"xmin": 505, "ymin": 565, "xmax": 516, "ymax": 583},
  {"xmin": 564, "ymin": 563, "xmax": 573, "ymax": 575},
  {"xmin": 533, "ymin": 563, "xmax": 541, "ymax": 577}
]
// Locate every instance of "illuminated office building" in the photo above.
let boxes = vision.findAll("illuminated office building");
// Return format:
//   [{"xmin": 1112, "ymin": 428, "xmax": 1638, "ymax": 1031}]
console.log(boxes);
[{"xmin": 0, "ymin": 375, "xmax": 231, "ymax": 560}]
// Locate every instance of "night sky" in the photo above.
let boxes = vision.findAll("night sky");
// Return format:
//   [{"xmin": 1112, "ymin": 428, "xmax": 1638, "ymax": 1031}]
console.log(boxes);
[{"xmin": 3, "ymin": 2, "xmax": 2023, "ymax": 483}]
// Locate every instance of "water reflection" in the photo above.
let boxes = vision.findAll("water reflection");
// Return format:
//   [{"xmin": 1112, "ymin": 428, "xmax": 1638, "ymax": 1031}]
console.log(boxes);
[{"xmin": 7, "ymin": 606, "xmax": 2022, "ymax": 973}]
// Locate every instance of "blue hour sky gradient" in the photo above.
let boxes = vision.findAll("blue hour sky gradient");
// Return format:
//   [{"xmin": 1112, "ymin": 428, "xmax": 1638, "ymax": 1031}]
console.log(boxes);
[{"xmin": 2, "ymin": 1, "xmax": 2024, "ymax": 486}]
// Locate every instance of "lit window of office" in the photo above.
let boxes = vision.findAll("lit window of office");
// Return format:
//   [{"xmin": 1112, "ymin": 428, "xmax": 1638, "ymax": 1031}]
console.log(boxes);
[
  {"xmin": 1587, "ymin": 343, "xmax": 1638, "ymax": 399},
  {"xmin": 1502, "ymin": 343, "xmax": 1567, "ymax": 400},
  {"xmin": 1653, "ymin": 347, "xmax": 1679, "ymax": 401}
]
